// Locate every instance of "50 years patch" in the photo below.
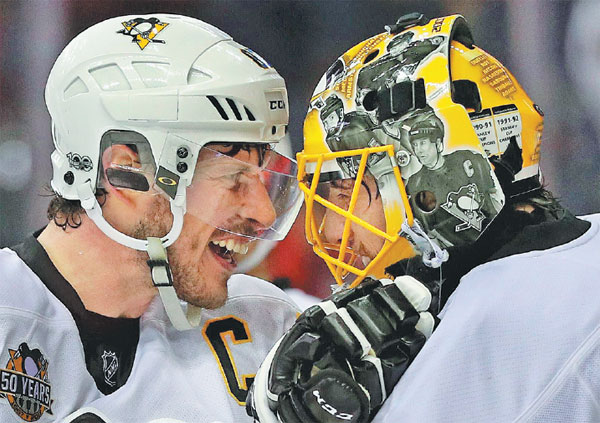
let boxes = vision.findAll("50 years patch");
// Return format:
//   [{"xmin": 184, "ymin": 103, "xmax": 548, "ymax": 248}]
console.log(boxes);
[{"xmin": 0, "ymin": 343, "xmax": 53, "ymax": 421}]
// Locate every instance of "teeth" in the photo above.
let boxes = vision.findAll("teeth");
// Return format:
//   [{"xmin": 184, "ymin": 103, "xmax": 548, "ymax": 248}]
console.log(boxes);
[
  {"xmin": 234, "ymin": 243, "xmax": 249, "ymax": 255},
  {"xmin": 226, "ymin": 239, "xmax": 235, "ymax": 251},
  {"xmin": 211, "ymin": 239, "xmax": 250, "ymax": 255}
]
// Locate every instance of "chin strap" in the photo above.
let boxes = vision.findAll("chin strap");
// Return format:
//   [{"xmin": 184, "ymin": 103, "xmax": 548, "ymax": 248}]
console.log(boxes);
[
  {"xmin": 77, "ymin": 181, "xmax": 184, "ymax": 250},
  {"xmin": 146, "ymin": 237, "xmax": 203, "ymax": 331},
  {"xmin": 77, "ymin": 181, "xmax": 201, "ymax": 331},
  {"xmin": 400, "ymin": 219, "xmax": 449, "ymax": 268}
]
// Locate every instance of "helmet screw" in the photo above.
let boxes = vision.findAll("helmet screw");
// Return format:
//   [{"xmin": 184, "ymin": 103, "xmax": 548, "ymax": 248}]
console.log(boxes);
[
  {"xmin": 64, "ymin": 171, "xmax": 74, "ymax": 185},
  {"xmin": 177, "ymin": 162, "xmax": 188, "ymax": 173},
  {"xmin": 177, "ymin": 147, "xmax": 189, "ymax": 159}
]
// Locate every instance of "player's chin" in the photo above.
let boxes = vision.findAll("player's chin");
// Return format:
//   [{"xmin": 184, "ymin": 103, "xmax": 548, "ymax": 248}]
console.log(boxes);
[
  {"xmin": 183, "ymin": 288, "xmax": 228, "ymax": 310},
  {"xmin": 184, "ymin": 277, "xmax": 230, "ymax": 310}
]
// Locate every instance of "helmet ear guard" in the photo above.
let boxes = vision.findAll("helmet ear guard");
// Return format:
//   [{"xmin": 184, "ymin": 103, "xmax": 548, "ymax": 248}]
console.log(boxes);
[{"xmin": 299, "ymin": 14, "xmax": 543, "ymax": 289}]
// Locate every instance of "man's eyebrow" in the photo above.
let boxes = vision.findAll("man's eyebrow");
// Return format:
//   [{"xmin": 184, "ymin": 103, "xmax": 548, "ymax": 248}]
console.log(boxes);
[{"xmin": 331, "ymin": 179, "xmax": 351, "ymax": 189}]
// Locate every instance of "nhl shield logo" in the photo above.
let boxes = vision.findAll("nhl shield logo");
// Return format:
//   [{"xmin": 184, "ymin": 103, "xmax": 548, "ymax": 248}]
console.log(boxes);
[
  {"xmin": 0, "ymin": 343, "xmax": 53, "ymax": 421},
  {"xmin": 101, "ymin": 351, "xmax": 118, "ymax": 387}
]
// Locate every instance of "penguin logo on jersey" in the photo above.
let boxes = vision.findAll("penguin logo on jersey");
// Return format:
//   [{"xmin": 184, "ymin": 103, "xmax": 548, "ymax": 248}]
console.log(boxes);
[
  {"xmin": 101, "ymin": 351, "xmax": 118, "ymax": 387},
  {"xmin": 0, "ymin": 343, "xmax": 53, "ymax": 421},
  {"xmin": 117, "ymin": 17, "xmax": 169, "ymax": 50}
]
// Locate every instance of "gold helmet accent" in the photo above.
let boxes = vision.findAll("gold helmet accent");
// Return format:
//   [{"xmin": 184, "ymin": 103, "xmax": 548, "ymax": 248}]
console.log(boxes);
[{"xmin": 297, "ymin": 14, "xmax": 544, "ymax": 288}]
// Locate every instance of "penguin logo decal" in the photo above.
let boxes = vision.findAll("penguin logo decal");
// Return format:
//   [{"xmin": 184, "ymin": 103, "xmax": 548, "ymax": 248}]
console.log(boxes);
[{"xmin": 117, "ymin": 17, "xmax": 169, "ymax": 50}]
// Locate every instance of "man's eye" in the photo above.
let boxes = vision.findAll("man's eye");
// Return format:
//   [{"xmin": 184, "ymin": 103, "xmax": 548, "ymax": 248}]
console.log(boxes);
[{"xmin": 329, "ymin": 188, "xmax": 351, "ymax": 205}]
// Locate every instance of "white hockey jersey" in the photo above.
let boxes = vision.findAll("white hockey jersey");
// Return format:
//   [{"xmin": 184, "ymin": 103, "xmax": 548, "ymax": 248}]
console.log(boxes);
[
  {"xmin": 0, "ymin": 234, "xmax": 298, "ymax": 423},
  {"xmin": 65, "ymin": 277, "xmax": 299, "ymax": 423},
  {"xmin": 374, "ymin": 214, "xmax": 600, "ymax": 422}
]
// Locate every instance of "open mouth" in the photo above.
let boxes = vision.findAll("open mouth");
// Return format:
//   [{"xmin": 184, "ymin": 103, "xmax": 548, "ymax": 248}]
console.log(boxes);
[{"xmin": 208, "ymin": 238, "xmax": 250, "ymax": 267}]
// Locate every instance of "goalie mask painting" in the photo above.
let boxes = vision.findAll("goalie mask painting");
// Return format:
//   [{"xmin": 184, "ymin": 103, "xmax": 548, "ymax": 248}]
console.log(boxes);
[{"xmin": 298, "ymin": 14, "xmax": 543, "ymax": 287}]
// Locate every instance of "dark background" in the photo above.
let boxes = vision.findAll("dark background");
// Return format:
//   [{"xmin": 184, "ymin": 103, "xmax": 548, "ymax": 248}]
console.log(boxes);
[{"xmin": 1, "ymin": 0, "xmax": 598, "ymax": 294}]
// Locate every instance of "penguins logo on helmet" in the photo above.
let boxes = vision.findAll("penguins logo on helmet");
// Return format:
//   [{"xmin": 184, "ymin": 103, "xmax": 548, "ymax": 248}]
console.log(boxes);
[{"xmin": 117, "ymin": 17, "xmax": 169, "ymax": 50}]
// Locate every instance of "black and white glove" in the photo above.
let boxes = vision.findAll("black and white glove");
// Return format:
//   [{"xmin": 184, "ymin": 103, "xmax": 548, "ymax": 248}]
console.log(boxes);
[{"xmin": 246, "ymin": 276, "xmax": 436, "ymax": 422}]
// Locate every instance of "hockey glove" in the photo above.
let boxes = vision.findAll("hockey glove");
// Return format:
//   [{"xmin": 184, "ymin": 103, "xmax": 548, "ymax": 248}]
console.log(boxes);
[{"xmin": 246, "ymin": 276, "xmax": 435, "ymax": 422}]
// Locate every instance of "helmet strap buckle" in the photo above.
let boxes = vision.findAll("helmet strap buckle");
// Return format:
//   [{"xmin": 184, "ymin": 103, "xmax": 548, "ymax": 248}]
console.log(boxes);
[{"xmin": 146, "ymin": 237, "xmax": 202, "ymax": 331}]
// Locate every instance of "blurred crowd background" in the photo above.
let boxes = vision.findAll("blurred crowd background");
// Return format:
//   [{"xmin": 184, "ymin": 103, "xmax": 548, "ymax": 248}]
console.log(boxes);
[{"xmin": 1, "ymin": 0, "xmax": 599, "ymax": 298}]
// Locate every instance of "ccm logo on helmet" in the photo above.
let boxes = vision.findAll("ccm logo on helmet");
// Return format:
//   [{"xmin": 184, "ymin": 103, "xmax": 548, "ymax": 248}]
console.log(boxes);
[
  {"xmin": 312, "ymin": 390, "xmax": 354, "ymax": 420},
  {"xmin": 270, "ymin": 100, "xmax": 285, "ymax": 110}
]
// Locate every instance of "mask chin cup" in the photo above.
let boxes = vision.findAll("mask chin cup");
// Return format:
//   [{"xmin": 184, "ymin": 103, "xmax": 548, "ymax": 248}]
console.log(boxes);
[{"xmin": 400, "ymin": 219, "xmax": 448, "ymax": 268}]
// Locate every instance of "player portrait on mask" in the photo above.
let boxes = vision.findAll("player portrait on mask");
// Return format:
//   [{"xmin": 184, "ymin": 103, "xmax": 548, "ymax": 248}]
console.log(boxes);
[{"xmin": 402, "ymin": 109, "xmax": 504, "ymax": 248}]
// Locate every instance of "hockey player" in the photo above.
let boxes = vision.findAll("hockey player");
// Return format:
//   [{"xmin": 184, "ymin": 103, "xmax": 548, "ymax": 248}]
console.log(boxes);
[
  {"xmin": 0, "ymin": 14, "xmax": 304, "ymax": 422},
  {"xmin": 248, "ymin": 13, "xmax": 600, "ymax": 422}
]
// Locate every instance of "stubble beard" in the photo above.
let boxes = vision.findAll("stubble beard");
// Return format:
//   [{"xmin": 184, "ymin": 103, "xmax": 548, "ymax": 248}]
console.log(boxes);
[{"xmin": 130, "ymin": 195, "xmax": 229, "ymax": 311}]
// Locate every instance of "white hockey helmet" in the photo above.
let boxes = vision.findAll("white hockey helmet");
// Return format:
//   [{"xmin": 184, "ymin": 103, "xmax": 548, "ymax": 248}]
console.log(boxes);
[{"xmin": 45, "ymin": 14, "xmax": 301, "ymax": 329}]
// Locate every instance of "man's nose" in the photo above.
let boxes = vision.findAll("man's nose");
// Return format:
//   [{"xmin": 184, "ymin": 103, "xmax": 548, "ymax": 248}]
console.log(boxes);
[
  {"xmin": 240, "ymin": 175, "xmax": 277, "ymax": 230},
  {"xmin": 322, "ymin": 207, "xmax": 353, "ymax": 247}
]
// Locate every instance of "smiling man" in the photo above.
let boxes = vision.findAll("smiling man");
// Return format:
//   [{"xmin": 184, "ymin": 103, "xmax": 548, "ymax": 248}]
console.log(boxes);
[{"xmin": 0, "ymin": 14, "xmax": 302, "ymax": 422}]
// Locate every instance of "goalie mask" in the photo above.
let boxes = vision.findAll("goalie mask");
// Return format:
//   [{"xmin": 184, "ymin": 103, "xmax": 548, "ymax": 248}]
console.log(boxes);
[
  {"xmin": 45, "ymin": 14, "xmax": 302, "ymax": 329},
  {"xmin": 297, "ymin": 13, "xmax": 544, "ymax": 288}
]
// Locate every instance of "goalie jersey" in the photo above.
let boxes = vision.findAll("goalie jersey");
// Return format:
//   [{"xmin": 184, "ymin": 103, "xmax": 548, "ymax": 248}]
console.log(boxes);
[
  {"xmin": 374, "ymin": 214, "xmax": 600, "ymax": 422},
  {"xmin": 0, "ymin": 234, "xmax": 299, "ymax": 422}
]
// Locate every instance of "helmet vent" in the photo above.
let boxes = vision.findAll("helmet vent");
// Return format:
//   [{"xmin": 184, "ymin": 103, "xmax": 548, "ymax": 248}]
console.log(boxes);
[
  {"xmin": 133, "ymin": 62, "xmax": 170, "ymax": 88},
  {"xmin": 207, "ymin": 95, "xmax": 229, "ymax": 120},
  {"xmin": 206, "ymin": 95, "xmax": 255, "ymax": 121},
  {"xmin": 363, "ymin": 50, "xmax": 379, "ymax": 64},
  {"xmin": 89, "ymin": 64, "xmax": 132, "ymax": 91},
  {"xmin": 363, "ymin": 90, "xmax": 378, "ymax": 111},
  {"xmin": 245, "ymin": 106, "xmax": 256, "ymax": 121},
  {"xmin": 64, "ymin": 77, "xmax": 89, "ymax": 100},
  {"xmin": 187, "ymin": 68, "xmax": 212, "ymax": 85},
  {"xmin": 226, "ymin": 98, "xmax": 243, "ymax": 120},
  {"xmin": 415, "ymin": 190, "xmax": 437, "ymax": 213}
]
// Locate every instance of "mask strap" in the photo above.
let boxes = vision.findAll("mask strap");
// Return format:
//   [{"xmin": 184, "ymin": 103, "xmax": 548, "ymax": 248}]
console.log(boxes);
[{"xmin": 400, "ymin": 219, "xmax": 449, "ymax": 268}]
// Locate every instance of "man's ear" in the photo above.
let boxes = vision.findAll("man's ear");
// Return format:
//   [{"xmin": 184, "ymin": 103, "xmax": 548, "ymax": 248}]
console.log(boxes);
[
  {"xmin": 436, "ymin": 139, "xmax": 444, "ymax": 153},
  {"xmin": 100, "ymin": 144, "xmax": 144, "ymax": 206}
]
